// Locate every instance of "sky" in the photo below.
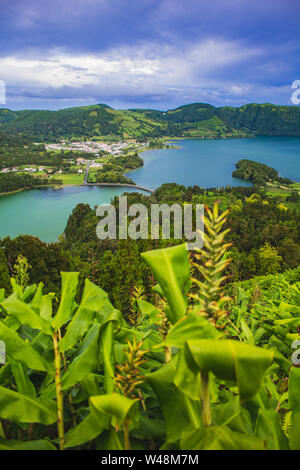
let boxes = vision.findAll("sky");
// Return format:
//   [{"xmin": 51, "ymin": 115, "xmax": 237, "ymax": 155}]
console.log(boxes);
[{"xmin": 0, "ymin": 0, "xmax": 300, "ymax": 110}]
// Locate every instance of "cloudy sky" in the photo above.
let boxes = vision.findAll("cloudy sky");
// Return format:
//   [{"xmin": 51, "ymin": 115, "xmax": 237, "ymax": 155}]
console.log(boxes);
[{"xmin": 0, "ymin": 0, "xmax": 300, "ymax": 110}]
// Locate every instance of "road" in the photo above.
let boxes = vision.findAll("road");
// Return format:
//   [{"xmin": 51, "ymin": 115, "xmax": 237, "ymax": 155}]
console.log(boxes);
[{"xmin": 84, "ymin": 162, "xmax": 91, "ymax": 184}]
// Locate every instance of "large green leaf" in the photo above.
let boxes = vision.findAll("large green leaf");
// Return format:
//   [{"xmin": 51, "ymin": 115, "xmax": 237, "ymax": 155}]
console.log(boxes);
[
  {"xmin": 1, "ymin": 296, "xmax": 52, "ymax": 335},
  {"xmin": 131, "ymin": 411, "xmax": 166, "ymax": 441},
  {"xmin": 0, "ymin": 439, "xmax": 57, "ymax": 450},
  {"xmin": 61, "ymin": 323, "xmax": 100, "ymax": 390},
  {"xmin": 137, "ymin": 300, "xmax": 161, "ymax": 324},
  {"xmin": 255, "ymin": 409, "xmax": 288, "ymax": 450},
  {"xmin": 165, "ymin": 311, "xmax": 220, "ymax": 348},
  {"xmin": 65, "ymin": 412, "xmax": 107, "ymax": 448},
  {"xmin": 10, "ymin": 360, "xmax": 36, "ymax": 397},
  {"xmin": 31, "ymin": 282, "xmax": 44, "ymax": 307},
  {"xmin": 99, "ymin": 309, "xmax": 122, "ymax": 394},
  {"xmin": 275, "ymin": 317, "xmax": 300, "ymax": 328},
  {"xmin": 141, "ymin": 244, "xmax": 190, "ymax": 324},
  {"xmin": 290, "ymin": 413, "xmax": 300, "ymax": 450},
  {"xmin": 289, "ymin": 367, "xmax": 300, "ymax": 412},
  {"xmin": 180, "ymin": 426, "xmax": 266, "ymax": 450},
  {"xmin": 0, "ymin": 386, "xmax": 57, "ymax": 424},
  {"xmin": 100, "ymin": 321, "xmax": 115, "ymax": 394},
  {"xmin": 147, "ymin": 357, "xmax": 201, "ymax": 443},
  {"xmin": 81, "ymin": 373, "xmax": 101, "ymax": 397},
  {"xmin": 96, "ymin": 430, "xmax": 124, "ymax": 450},
  {"xmin": 277, "ymin": 302, "xmax": 300, "ymax": 317},
  {"xmin": 39, "ymin": 294, "xmax": 54, "ymax": 321},
  {"xmin": 175, "ymin": 339, "xmax": 273, "ymax": 402},
  {"xmin": 288, "ymin": 366, "xmax": 300, "ymax": 450},
  {"xmin": 90, "ymin": 393, "xmax": 139, "ymax": 431},
  {"xmin": 0, "ymin": 363, "xmax": 11, "ymax": 386},
  {"xmin": 10, "ymin": 278, "xmax": 23, "ymax": 299},
  {"xmin": 0, "ymin": 320, "xmax": 50, "ymax": 372},
  {"xmin": 27, "ymin": 281, "xmax": 54, "ymax": 323},
  {"xmin": 58, "ymin": 279, "xmax": 108, "ymax": 352},
  {"xmin": 212, "ymin": 397, "xmax": 252, "ymax": 435},
  {"xmin": 65, "ymin": 393, "xmax": 139, "ymax": 448},
  {"xmin": 22, "ymin": 284, "xmax": 38, "ymax": 302},
  {"xmin": 52, "ymin": 272, "xmax": 79, "ymax": 329}
]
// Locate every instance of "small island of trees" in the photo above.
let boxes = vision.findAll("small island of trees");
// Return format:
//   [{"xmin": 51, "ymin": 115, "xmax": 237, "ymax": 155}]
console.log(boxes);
[{"xmin": 232, "ymin": 159, "xmax": 293, "ymax": 186}]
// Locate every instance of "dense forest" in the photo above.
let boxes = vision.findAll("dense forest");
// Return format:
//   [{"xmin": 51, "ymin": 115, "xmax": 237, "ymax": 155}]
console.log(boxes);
[
  {"xmin": 1, "ymin": 183, "xmax": 300, "ymax": 315},
  {"xmin": 2, "ymin": 102, "xmax": 300, "ymax": 141}
]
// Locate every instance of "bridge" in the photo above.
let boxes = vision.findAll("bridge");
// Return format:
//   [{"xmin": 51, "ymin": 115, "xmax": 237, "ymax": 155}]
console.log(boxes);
[{"xmin": 84, "ymin": 182, "xmax": 154, "ymax": 194}]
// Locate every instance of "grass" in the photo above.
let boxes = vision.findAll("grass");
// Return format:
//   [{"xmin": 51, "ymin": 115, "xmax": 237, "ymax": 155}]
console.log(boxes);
[
  {"xmin": 57, "ymin": 173, "xmax": 84, "ymax": 185},
  {"xmin": 263, "ymin": 181, "xmax": 300, "ymax": 196}
]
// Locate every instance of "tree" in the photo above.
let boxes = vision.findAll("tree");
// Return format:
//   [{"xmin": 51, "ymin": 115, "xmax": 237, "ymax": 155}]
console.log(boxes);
[
  {"xmin": 2, "ymin": 235, "xmax": 71, "ymax": 292},
  {"xmin": 244, "ymin": 253, "xmax": 256, "ymax": 278},
  {"xmin": 0, "ymin": 248, "xmax": 10, "ymax": 292},
  {"xmin": 13, "ymin": 254, "xmax": 31, "ymax": 289},
  {"xmin": 258, "ymin": 243, "xmax": 282, "ymax": 275},
  {"xmin": 278, "ymin": 239, "xmax": 300, "ymax": 269}
]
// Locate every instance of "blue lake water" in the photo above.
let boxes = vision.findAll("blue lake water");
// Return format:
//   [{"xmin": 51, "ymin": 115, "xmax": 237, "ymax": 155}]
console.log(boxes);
[
  {"xmin": 128, "ymin": 137, "xmax": 300, "ymax": 188},
  {"xmin": 0, "ymin": 137, "xmax": 300, "ymax": 242}
]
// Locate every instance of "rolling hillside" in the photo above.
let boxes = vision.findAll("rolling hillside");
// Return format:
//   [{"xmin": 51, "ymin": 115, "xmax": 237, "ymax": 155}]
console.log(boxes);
[{"xmin": 1, "ymin": 102, "xmax": 300, "ymax": 141}]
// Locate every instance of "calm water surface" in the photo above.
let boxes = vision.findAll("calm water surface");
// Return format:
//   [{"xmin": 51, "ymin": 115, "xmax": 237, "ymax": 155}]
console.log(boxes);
[
  {"xmin": 1, "ymin": 137, "xmax": 299, "ymax": 242},
  {"xmin": 0, "ymin": 185, "xmax": 148, "ymax": 242},
  {"xmin": 128, "ymin": 137, "xmax": 300, "ymax": 188}
]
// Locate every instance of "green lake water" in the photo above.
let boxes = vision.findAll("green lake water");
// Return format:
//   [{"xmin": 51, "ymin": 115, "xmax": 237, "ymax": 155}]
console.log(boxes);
[
  {"xmin": 0, "ymin": 186, "xmax": 148, "ymax": 242},
  {"xmin": 0, "ymin": 137, "xmax": 299, "ymax": 242}
]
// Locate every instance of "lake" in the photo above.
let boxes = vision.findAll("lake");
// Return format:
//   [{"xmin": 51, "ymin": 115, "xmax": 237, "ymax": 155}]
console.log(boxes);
[
  {"xmin": 0, "ymin": 136, "xmax": 300, "ymax": 242},
  {"xmin": 128, "ymin": 137, "xmax": 300, "ymax": 188},
  {"xmin": 0, "ymin": 185, "xmax": 148, "ymax": 243}
]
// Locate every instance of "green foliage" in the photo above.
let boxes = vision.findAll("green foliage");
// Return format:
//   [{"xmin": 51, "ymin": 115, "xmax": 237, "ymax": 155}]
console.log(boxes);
[
  {"xmin": 0, "ymin": 173, "xmax": 61, "ymax": 193},
  {"xmin": 258, "ymin": 243, "xmax": 283, "ymax": 275},
  {"xmin": 141, "ymin": 243, "xmax": 190, "ymax": 324},
  {"xmin": 232, "ymin": 159, "xmax": 292, "ymax": 185},
  {"xmin": 88, "ymin": 152, "xmax": 143, "ymax": 184},
  {"xmin": 61, "ymin": 183, "xmax": 300, "ymax": 307},
  {"xmin": 0, "ymin": 201, "xmax": 299, "ymax": 450},
  {"xmin": 1, "ymin": 235, "xmax": 72, "ymax": 293},
  {"xmin": 0, "ymin": 131, "xmax": 64, "ymax": 169},
  {"xmin": 0, "ymin": 249, "xmax": 10, "ymax": 293},
  {"xmin": 13, "ymin": 254, "xmax": 31, "ymax": 289}
]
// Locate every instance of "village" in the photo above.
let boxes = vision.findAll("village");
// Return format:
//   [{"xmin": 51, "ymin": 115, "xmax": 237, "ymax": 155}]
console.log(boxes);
[
  {"xmin": 0, "ymin": 139, "xmax": 149, "ymax": 186},
  {"xmin": 44, "ymin": 139, "xmax": 144, "ymax": 155}
]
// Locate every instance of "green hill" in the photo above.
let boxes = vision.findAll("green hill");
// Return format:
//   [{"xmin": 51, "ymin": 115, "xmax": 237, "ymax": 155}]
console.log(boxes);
[{"xmin": 1, "ymin": 102, "xmax": 300, "ymax": 141}]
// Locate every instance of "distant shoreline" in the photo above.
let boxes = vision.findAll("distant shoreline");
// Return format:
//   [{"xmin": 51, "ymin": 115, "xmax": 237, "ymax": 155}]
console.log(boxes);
[{"xmin": 0, "ymin": 181, "xmax": 154, "ymax": 197}]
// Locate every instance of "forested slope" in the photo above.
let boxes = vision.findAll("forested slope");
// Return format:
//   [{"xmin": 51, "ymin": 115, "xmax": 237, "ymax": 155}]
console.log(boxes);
[{"xmin": 1, "ymin": 102, "xmax": 300, "ymax": 141}]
